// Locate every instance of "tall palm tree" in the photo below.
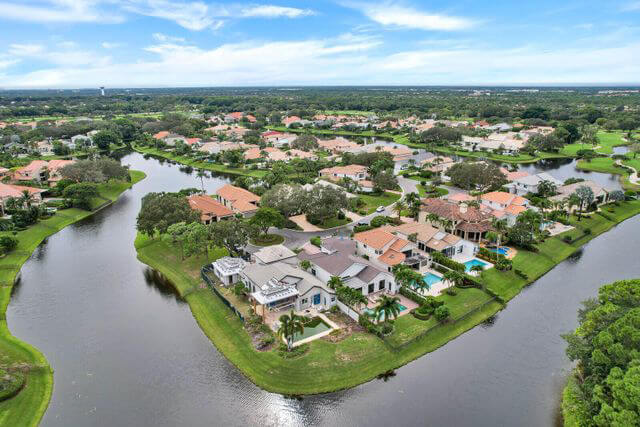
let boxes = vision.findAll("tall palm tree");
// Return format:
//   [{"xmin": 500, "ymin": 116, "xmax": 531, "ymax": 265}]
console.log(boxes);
[
  {"xmin": 443, "ymin": 270, "xmax": 465, "ymax": 287},
  {"xmin": 427, "ymin": 213, "xmax": 441, "ymax": 229},
  {"xmin": 19, "ymin": 190, "xmax": 34, "ymax": 209},
  {"xmin": 327, "ymin": 275, "xmax": 343, "ymax": 290},
  {"xmin": 277, "ymin": 310, "xmax": 305, "ymax": 351},
  {"xmin": 491, "ymin": 218, "xmax": 508, "ymax": 262},
  {"xmin": 196, "ymin": 170, "xmax": 207, "ymax": 193},
  {"xmin": 393, "ymin": 199, "xmax": 406, "ymax": 219},
  {"xmin": 374, "ymin": 295, "xmax": 402, "ymax": 325}
]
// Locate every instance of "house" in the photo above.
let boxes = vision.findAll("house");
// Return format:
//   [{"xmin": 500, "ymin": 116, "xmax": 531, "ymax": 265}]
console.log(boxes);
[
  {"xmin": 264, "ymin": 132, "xmax": 297, "ymax": 148},
  {"xmin": 187, "ymin": 194, "xmax": 234, "ymax": 224},
  {"xmin": 12, "ymin": 160, "xmax": 49, "ymax": 182},
  {"xmin": 242, "ymin": 260, "xmax": 336, "ymax": 314},
  {"xmin": 499, "ymin": 167, "xmax": 530, "ymax": 182},
  {"xmin": 215, "ymin": 184, "xmax": 260, "ymax": 217},
  {"xmin": 163, "ymin": 134, "xmax": 187, "ymax": 147},
  {"xmin": 210, "ymin": 256, "xmax": 246, "ymax": 286},
  {"xmin": 419, "ymin": 198, "xmax": 493, "ymax": 242},
  {"xmin": 387, "ymin": 222, "xmax": 476, "ymax": 259},
  {"xmin": 71, "ymin": 134, "xmax": 93, "ymax": 147},
  {"xmin": 224, "ymin": 112, "xmax": 244, "ymax": 123},
  {"xmin": 153, "ymin": 131, "xmax": 169, "ymax": 140},
  {"xmin": 252, "ymin": 244, "xmax": 296, "ymax": 265},
  {"xmin": 282, "ymin": 116, "xmax": 302, "ymax": 127},
  {"xmin": 317, "ymin": 137, "xmax": 360, "ymax": 153},
  {"xmin": 298, "ymin": 237, "xmax": 399, "ymax": 295},
  {"xmin": 447, "ymin": 193, "xmax": 475, "ymax": 204},
  {"xmin": 36, "ymin": 139, "xmax": 54, "ymax": 156},
  {"xmin": 0, "ymin": 167, "xmax": 9, "ymax": 178},
  {"xmin": 480, "ymin": 191, "xmax": 530, "ymax": 225},
  {"xmin": 0, "ymin": 182, "xmax": 46, "ymax": 211},
  {"xmin": 506, "ymin": 172, "xmax": 562, "ymax": 196},
  {"xmin": 353, "ymin": 228, "xmax": 416, "ymax": 272},
  {"xmin": 319, "ymin": 165, "xmax": 368, "ymax": 182},
  {"xmin": 47, "ymin": 159, "xmax": 75, "ymax": 186},
  {"xmin": 550, "ymin": 180, "xmax": 610, "ymax": 210}
]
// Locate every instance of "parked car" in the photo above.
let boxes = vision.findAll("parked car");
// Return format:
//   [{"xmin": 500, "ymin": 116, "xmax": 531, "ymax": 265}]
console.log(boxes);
[{"xmin": 376, "ymin": 206, "xmax": 385, "ymax": 213}]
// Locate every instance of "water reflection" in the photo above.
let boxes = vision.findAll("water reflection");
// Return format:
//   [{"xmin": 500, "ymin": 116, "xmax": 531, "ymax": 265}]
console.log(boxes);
[{"xmin": 142, "ymin": 267, "xmax": 185, "ymax": 303}]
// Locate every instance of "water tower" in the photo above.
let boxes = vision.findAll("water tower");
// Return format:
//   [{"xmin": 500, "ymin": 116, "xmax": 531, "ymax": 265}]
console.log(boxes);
[{"xmin": 100, "ymin": 86, "xmax": 105, "ymax": 96}]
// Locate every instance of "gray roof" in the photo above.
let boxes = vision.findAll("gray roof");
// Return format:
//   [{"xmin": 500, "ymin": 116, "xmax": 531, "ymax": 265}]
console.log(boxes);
[
  {"xmin": 253, "ymin": 244, "xmax": 296, "ymax": 264},
  {"xmin": 242, "ymin": 261, "xmax": 333, "ymax": 298},
  {"xmin": 515, "ymin": 172, "xmax": 562, "ymax": 186},
  {"xmin": 551, "ymin": 180, "xmax": 609, "ymax": 200}
]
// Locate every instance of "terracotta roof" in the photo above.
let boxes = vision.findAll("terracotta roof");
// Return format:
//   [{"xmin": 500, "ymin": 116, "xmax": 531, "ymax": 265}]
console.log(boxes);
[
  {"xmin": 13, "ymin": 160, "xmax": 48, "ymax": 180},
  {"xmin": 319, "ymin": 165, "xmax": 367, "ymax": 175},
  {"xmin": 153, "ymin": 131, "xmax": 169, "ymax": 139},
  {"xmin": 188, "ymin": 194, "xmax": 233, "ymax": 221},
  {"xmin": 378, "ymin": 249, "xmax": 406, "ymax": 266},
  {"xmin": 389, "ymin": 238, "xmax": 410, "ymax": 251},
  {"xmin": 48, "ymin": 159, "xmax": 74, "ymax": 172},
  {"xmin": 448, "ymin": 193, "xmax": 474, "ymax": 203},
  {"xmin": 354, "ymin": 228, "xmax": 397, "ymax": 250},
  {"xmin": 422, "ymin": 198, "xmax": 492, "ymax": 223},
  {"xmin": 505, "ymin": 204, "xmax": 527, "ymax": 215},
  {"xmin": 0, "ymin": 182, "xmax": 46, "ymax": 199},
  {"xmin": 215, "ymin": 184, "xmax": 260, "ymax": 213},
  {"xmin": 481, "ymin": 191, "xmax": 527, "ymax": 206}
]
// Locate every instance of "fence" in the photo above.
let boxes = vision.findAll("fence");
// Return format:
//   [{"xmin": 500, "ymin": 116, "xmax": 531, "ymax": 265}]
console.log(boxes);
[
  {"xmin": 336, "ymin": 300, "xmax": 360, "ymax": 322},
  {"xmin": 200, "ymin": 266, "xmax": 245, "ymax": 322},
  {"xmin": 382, "ymin": 296, "xmax": 500, "ymax": 352}
]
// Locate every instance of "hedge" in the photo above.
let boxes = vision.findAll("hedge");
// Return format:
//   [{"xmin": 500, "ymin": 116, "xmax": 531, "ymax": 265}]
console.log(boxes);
[{"xmin": 431, "ymin": 252, "xmax": 465, "ymax": 273}]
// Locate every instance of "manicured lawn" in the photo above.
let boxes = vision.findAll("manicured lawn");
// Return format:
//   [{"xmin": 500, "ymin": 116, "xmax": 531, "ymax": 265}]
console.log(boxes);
[
  {"xmin": 316, "ymin": 216, "xmax": 350, "ymax": 229},
  {"xmin": 576, "ymin": 157, "xmax": 640, "ymax": 190},
  {"xmin": 358, "ymin": 191, "xmax": 401, "ymax": 213},
  {"xmin": 430, "ymin": 146, "xmax": 568, "ymax": 164},
  {"xmin": 250, "ymin": 233, "xmax": 285, "ymax": 247},
  {"xmin": 0, "ymin": 170, "xmax": 146, "ymax": 427},
  {"xmin": 561, "ymin": 131, "xmax": 626, "ymax": 156},
  {"xmin": 266, "ymin": 126, "xmax": 420, "ymax": 148},
  {"xmin": 136, "ymin": 234, "xmax": 504, "ymax": 395},
  {"xmin": 416, "ymin": 184, "xmax": 448, "ymax": 198}
]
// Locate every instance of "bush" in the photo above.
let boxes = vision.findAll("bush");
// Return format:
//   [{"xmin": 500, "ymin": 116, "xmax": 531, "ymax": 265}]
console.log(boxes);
[
  {"xmin": 370, "ymin": 215, "xmax": 390, "ymax": 228},
  {"xmin": 310, "ymin": 236, "xmax": 322, "ymax": 247},
  {"xmin": 358, "ymin": 314, "xmax": 382, "ymax": 336},
  {"xmin": 399, "ymin": 285, "xmax": 427, "ymax": 305},
  {"xmin": 431, "ymin": 251, "xmax": 466, "ymax": 273},
  {"xmin": 445, "ymin": 287, "xmax": 457, "ymax": 296},
  {"xmin": 514, "ymin": 269, "xmax": 529, "ymax": 280},
  {"xmin": 584, "ymin": 228, "xmax": 592, "ymax": 235},
  {"xmin": 0, "ymin": 236, "xmax": 18, "ymax": 254},
  {"xmin": 277, "ymin": 343, "xmax": 309, "ymax": 359},
  {"xmin": 353, "ymin": 224, "xmax": 374, "ymax": 233},
  {"xmin": 563, "ymin": 235, "xmax": 573, "ymax": 243},
  {"xmin": 411, "ymin": 307, "xmax": 431, "ymax": 320},
  {"xmin": 434, "ymin": 305, "xmax": 450, "ymax": 322}
]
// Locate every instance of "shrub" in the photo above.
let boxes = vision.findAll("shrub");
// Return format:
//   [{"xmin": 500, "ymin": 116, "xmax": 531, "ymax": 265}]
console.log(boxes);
[
  {"xmin": 310, "ymin": 236, "xmax": 322, "ymax": 247},
  {"xmin": 584, "ymin": 228, "xmax": 592, "ymax": 235},
  {"xmin": 514, "ymin": 269, "xmax": 528, "ymax": 280},
  {"xmin": 434, "ymin": 305, "xmax": 450, "ymax": 321},
  {"xmin": 446, "ymin": 287, "xmax": 457, "ymax": 296},
  {"xmin": 431, "ymin": 251, "xmax": 466, "ymax": 273},
  {"xmin": 399, "ymin": 285, "xmax": 427, "ymax": 305},
  {"xmin": 563, "ymin": 235, "xmax": 573, "ymax": 243},
  {"xmin": 411, "ymin": 307, "xmax": 431, "ymax": 320},
  {"xmin": 353, "ymin": 225, "xmax": 374, "ymax": 233},
  {"xmin": 277, "ymin": 343, "xmax": 309, "ymax": 359},
  {"xmin": 358, "ymin": 314, "xmax": 382, "ymax": 336},
  {"xmin": 370, "ymin": 215, "xmax": 390, "ymax": 228},
  {"xmin": 0, "ymin": 236, "xmax": 18, "ymax": 255}
]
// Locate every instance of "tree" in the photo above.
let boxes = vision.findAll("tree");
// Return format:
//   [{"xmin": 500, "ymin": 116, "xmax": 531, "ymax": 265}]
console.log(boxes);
[
  {"xmin": 277, "ymin": 310, "xmax": 305, "ymax": 351},
  {"xmin": 446, "ymin": 162, "xmax": 507, "ymax": 192},
  {"xmin": 183, "ymin": 222, "xmax": 209, "ymax": 257},
  {"xmin": 299, "ymin": 259, "xmax": 312, "ymax": 271},
  {"xmin": 372, "ymin": 170, "xmax": 398, "ymax": 192},
  {"xmin": 536, "ymin": 180, "xmax": 558, "ymax": 197},
  {"xmin": 491, "ymin": 218, "xmax": 508, "ymax": 262},
  {"xmin": 434, "ymin": 305, "xmax": 450, "ymax": 321},
  {"xmin": 232, "ymin": 281, "xmax": 247, "ymax": 298},
  {"xmin": 327, "ymin": 276, "xmax": 343, "ymax": 290},
  {"xmin": 443, "ymin": 270, "xmax": 465, "ymax": 287},
  {"xmin": 306, "ymin": 186, "xmax": 348, "ymax": 224},
  {"xmin": 291, "ymin": 133, "xmax": 318, "ymax": 151},
  {"xmin": 575, "ymin": 185, "xmax": 595, "ymax": 215},
  {"xmin": 196, "ymin": 170, "xmax": 207, "ymax": 193},
  {"xmin": 392, "ymin": 264, "xmax": 423, "ymax": 289},
  {"xmin": 260, "ymin": 184, "xmax": 309, "ymax": 217},
  {"xmin": 163, "ymin": 222, "xmax": 190, "ymax": 259},
  {"xmin": 63, "ymin": 182, "xmax": 99, "ymax": 210},
  {"xmin": 249, "ymin": 207, "xmax": 284, "ymax": 236},
  {"xmin": 630, "ymin": 142, "xmax": 640, "ymax": 159},
  {"xmin": 608, "ymin": 190, "xmax": 625, "ymax": 203},
  {"xmin": 405, "ymin": 192, "xmax": 421, "ymax": 219},
  {"xmin": 562, "ymin": 279, "xmax": 640, "ymax": 425},
  {"xmin": 506, "ymin": 210, "xmax": 542, "ymax": 248},
  {"xmin": 93, "ymin": 130, "xmax": 121, "ymax": 152},
  {"xmin": 136, "ymin": 192, "xmax": 200, "ymax": 236},
  {"xmin": 208, "ymin": 219, "xmax": 254, "ymax": 255},
  {"xmin": 393, "ymin": 199, "xmax": 406, "ymax": 219},
  {"xmin": 18, "ymin": 190, "xmax": 34, "ymax": 209},
  {"xmin": 374, "ymin": 295, "xmax": 402, "ymax": 325},
  {"xmin": 419, "ymin": 127, "xmax": 462, "ymax": 144}
]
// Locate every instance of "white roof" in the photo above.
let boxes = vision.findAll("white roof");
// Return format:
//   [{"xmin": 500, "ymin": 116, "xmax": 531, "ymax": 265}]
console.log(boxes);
[
  {"xmin": 212, "ymin": 257, "xmax": 246, "ymax": 275},
  {"xmin": 253, "ymin": 244, "xmax": 296, "ymax": 264}
]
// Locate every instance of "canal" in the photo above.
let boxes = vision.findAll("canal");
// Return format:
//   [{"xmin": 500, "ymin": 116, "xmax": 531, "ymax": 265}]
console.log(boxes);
[{"xmin": 6, "ymin": 152, "xmax": 640, "ymax": 426}]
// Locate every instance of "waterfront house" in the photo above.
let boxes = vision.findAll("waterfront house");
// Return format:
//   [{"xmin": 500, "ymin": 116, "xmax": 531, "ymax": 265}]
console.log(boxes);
[
  {"xmin": 252, "ymin": 244, "xmax": 297, "ymax": 265},
  {"xmin": 210, "ymin": 256, "xmax": 246, "ymax": 286},
  {"xmin": 319, "ymin": 165, "xmax": 368, "ymax": 182},
  {"xmin": 187, "ymin": 194, "xmax": 234, "ymax": 224},
  {"xmin": 419, "ymin": 198, "xmax": 493, "ymax": 242},
  {"xmin": 480, "ymin": 191, "xmax": 530, "ymax": 226},
  {"xmin": 317, "ymin": 137, "xmax": 360, "ymax": 153},
  {"xmin": 386, "ymin": 222, "xmax": 476, "ymax": 259},
  {"xmin": 506, "ymin": 172, "xmax": 562, "ymax": 196},
  {"xmin": 550, "ymin": 180, "xmax": 611, "ymax": 210},
  {"xmin": 47, "ymin": 159, "xmax": 75, "ymax": 186},
  {"xmin": 0, "ymin": 182, "xmax": 46, "ymax": 212},
  {"xmin": 12, "ymin": 160, "xmax": 49, "ymax": 183},
  {"xmin": 215, "ymin": 184, "xmax": 260, "ymax": 217},
  {"xmin": 353, "ymin": 228, "xmax": 416, "ymax": 272}
]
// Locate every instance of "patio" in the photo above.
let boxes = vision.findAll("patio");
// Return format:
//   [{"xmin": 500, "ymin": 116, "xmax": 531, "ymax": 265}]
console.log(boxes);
[{"xmin": 361, "ymin": 291, "xmax": 419, "ymax": 318}]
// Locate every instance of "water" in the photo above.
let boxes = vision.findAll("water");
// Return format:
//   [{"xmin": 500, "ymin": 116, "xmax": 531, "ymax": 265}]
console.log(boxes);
[
  {"xmin": 518, "ymin": 158, "xmax": 623, "ymax": 191},
  {"xmin": 489, "ymin": 247, "xmax": 508, "ymax": 256},
  {"xmin": 464, "ymin": 258, "xmax": 489, "ymax": 272},
  {"xmin": 293, "ymin": 317, "xmax": 331, "ymax": 342},
  {"xmin": 423, "ymin": 272, "xmax": 443, "ymax": 287},
  {"xmin": 6, "ymin": 152, "xmax": 640, "ymax": 426}
]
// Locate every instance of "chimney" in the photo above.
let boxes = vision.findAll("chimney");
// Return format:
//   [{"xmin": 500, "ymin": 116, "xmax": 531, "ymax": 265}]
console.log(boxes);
[{"xmin": 459, "ymin": 203, "xmax": 468, "ymax": 214}]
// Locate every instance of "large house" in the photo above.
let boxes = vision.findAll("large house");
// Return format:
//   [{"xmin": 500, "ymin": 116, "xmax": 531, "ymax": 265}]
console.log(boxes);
[
  {"xmin": 12, "ymin": 159, "xmax": 75, "ymax": 186},
  {"xmin": 215, "ymin": 184, "xmax": 260, "ymax": 217},
  {"xmin": 298, "ymin": 237, "xmax": 399, "ymax": 295},
  {"xmin": 319, "ymin": 165, "xmax": 368, "ymax": 182},
  {"xmin": 386, "ymin": 222, "xmax": 476, "ymax": 259},
  {"xmin": 0, "ymin": 182, "xmax": 46, "ymax": 211},
  {"xmin": 353, "ymin": 228, "xmax": 415, "ymax": 271},
  {"xmin": 550, "ymin": 180, "xmax": 611, "ymax": 210},
  {"xmin": 317, "ymin": 137, "xmax": 360, "ymax": 153},
  {"xmin": 419, "ymin": 198, "xmax": 493, "ymax": 242},
  {"xmin": 210, "ymin": 256, "xmax": 246, "ymax": 286},
  {"xmin": 187, "ymin": 194, "xmax": 234, "ymax": 224},
  {"xmin": 480, "ymin": 191, "xmax": 530, "ymax": 226},
  {"xmin": 506, "ymin": 172, "xmax": 562, "ymax": 196}
]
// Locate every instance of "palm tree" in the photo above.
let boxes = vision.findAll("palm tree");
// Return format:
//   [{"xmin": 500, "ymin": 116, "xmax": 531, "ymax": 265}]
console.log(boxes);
[
  {"xmin": 443, "ymin": 270, "xmax": 465, "ymax": 287},
  {"xmin": 374, "ymin": 295, "xmax": 402, "ymax": 325},
  {"xmin": 427, "ymin": 213, "xmax": 441, "ymax": 229},
  {"xmin": 393, "ymin": 199, "xmax": 406, "ymax": 219},
  {"xmin": 413, "ymin": 277, "xmax": 429, "ymax": 294},
  {"xmin": 567, "ymin": 194, "xmax": 581, "ymax": 219},
  {"xmin": 327, "ymin": 275, "xmax": 343, "ymax": 290},
  {"xmin": 196, "ymin": 170, "xmax": 207, "ymax": 193},
  {"xmin": 405, "ymin": 191, "xmax": 421, "ymax": 215},
  {"xmin": 491, "ymin": 218, "xmax": 508, "ymax": 262},
  {"xmin": 299, "ymin": 260, "xmax": 312, "ymax": 271},
  {"xmin": 470, "ymin": 265, "xmax": 484, "ymax": 275},
  {"xmin": 277, "ymin": 310, "xmax": 305, "ymax": 351},
  {"xmin": 19, "ymin": 190, "xmax": 34, "ymax": 209}
]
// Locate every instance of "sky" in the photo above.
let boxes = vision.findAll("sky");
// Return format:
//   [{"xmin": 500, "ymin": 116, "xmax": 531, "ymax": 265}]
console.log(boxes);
[{"xmin": 0, "ymin": 0, "xmax": 640, "ymax": 88}]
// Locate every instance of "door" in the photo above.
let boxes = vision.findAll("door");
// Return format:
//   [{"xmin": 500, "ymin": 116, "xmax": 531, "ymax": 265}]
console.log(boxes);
[
  {"xmin": 368, "ymin": 283, "xmax": 374, "ymax": 294},
  {"xmin": 313, "ymin": 294, "xmax": 321, "ymax": 305}
]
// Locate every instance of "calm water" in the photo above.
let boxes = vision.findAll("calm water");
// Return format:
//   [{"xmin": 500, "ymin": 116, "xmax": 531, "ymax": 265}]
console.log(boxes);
[{"xmin": 6, "ymin": 152, "xmax": 640, "ymax": 426}]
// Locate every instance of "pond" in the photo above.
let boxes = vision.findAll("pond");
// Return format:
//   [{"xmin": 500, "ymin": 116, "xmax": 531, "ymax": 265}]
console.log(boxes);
[{"xmin": 5, "ymin": 151, "xmax": 640, "ymax": 426}]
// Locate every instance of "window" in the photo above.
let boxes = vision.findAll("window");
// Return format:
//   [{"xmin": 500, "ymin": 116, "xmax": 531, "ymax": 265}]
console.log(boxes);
[
  {"xmin": 368, "ymin": 283, "xmax": 374, "ymax": 294},
  {"xmin": 379, "ymin": 280, "xmax": 385, "ymax": 290},
  {"xmin": 331, "ymin": 296, "xmax": 335, "ymax": 302},
  {"xmin": 301, "ymin": 298, "xmax": 308, "ymax": 304}
]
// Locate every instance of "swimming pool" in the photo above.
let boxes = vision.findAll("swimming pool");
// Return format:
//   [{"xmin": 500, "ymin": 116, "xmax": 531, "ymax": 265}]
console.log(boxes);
[
  {"xmin": 423, "ymin": 273, "xmax": 443, "ymax": 287},
  {"xmin": 364, "ymin": 304, "xmax": 407, "ymax": 321},
  {"xmin": 488, "ymin": 247, "xmax": 508, "ymax": 256},
  {"xmin": 464, "ymin": 259, "xmax": 488, "ymax": 272},
  {"xmin": 292, "ymin": 317, "xmax": 331, "ymax": 342}
]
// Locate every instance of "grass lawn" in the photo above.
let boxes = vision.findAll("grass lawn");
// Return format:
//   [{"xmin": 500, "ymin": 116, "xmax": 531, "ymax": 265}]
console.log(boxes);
[
  {"xmin": 576, "ymin": 157, "xmax": 640, "ymax": 191},
  {"xmin": 481, "ymin": 200, "xmax": 640, "ymax": 302},
  {"xmin": 0, "ymin": 170, "xmax": 146, "ymax": 427},
  {"xmin": 430, "ymin": 146, "xmax": 569, "ymax": 164},
  {"xmin": 316, "ymin": 216, "xmax": 350, "ymax": 229},
  {"xmin": 265, "ymin": 126, "xmax": 421, "ymax": 149},
  {"xmin": 561, "ymin": 131, "xmax": 627, "ymax": 156},
  {"xmin": 132, "ymin": 145, "xmax": 269, "ymax": 178},
  {"xmin": 416, "ymin": 184, "xmax": 448, "ymax": 198},
  {"xmin": 358, "ymin": 191, "xmax": 401, "ymax": 213},
  {"xmin": 135, "ymin": 233, "xmax": 504, "ymax": 395},
  {"xmin": 249, "ymin": 233, "xmax": 285, "ymax": 247}
]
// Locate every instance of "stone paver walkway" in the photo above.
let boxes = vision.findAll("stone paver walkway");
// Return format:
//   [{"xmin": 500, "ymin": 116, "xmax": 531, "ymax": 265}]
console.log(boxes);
[{"xmin": 288, "ymin": 214, "xmax": 322, "ymax": 232}]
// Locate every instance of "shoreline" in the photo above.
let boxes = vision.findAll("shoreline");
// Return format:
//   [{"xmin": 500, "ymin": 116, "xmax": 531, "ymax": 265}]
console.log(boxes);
[
  {"xmin": 0, "ymin": 170, "xmax": 146, "ymax": 427},
  {"xmin": 133, "ymin": 199, "xmax": 640, "ymax": 396}
]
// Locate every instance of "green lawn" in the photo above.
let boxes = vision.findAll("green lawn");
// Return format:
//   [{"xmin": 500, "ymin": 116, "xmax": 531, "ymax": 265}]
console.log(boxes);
[
  {"xmin": 358, "ymin": 192, "xmax": 401, "ymax": 213},
  {"xmin": 430, "ymin": 146, "xmax": 569, "ymax": 164},
  {"xmin": 135, "ymin": 233, "xmax": 503, "ymax": 395},
  {"xmin": 316, "ymin": 217, "xmax": 350, "ymax": 229},
  {"xmin": 266, "ymin": 126, "xmax": 421, "ymax": 149},
  {"xmin": 576, "ymin": 157, "xmax": 640, "ymax": 191},
  {"xmin": 561, "ymin": 131, "xmax": 627, "ymax": 156},
  {"xmin": 416, "ymin": 184, "xmax": 448, "ymax": 198},
  {"xmin": 0, "ymin": 170, "xmax": 146, "ymax": 427}
]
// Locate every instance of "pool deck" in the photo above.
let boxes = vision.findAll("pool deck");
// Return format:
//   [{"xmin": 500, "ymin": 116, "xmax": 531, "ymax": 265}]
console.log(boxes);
[
  {"xmin": 363, "ymin": 291, "xmax": 419, "ymax": 318},
  {"xmin": 291, "ymin": 309, "xmax": 341, "ymax": 347}
]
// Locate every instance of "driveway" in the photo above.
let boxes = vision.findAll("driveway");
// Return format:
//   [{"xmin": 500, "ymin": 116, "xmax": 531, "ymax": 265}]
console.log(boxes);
[{"xmin": 288, "ymin": 214, "xmax": 322, "ymax": 232}]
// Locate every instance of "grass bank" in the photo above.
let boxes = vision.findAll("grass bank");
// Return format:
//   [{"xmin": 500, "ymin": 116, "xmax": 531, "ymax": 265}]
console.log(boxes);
[
  {"xmin": 560, "ymin": 130, "xmax": 627, "ymax": 156},
  {"xmin": 134, "ymin": 199, "xmax": 640, "ymax": 396},
  {"xmin": 0, "ymin": 170, "xmax": 146, "ymax": 427},
  {"xmin": 575, "ymin": 157, "xmax": 640, "ymax": 191}
]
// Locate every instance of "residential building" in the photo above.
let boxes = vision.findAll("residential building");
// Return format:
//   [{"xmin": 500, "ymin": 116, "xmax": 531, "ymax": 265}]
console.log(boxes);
[
  {"xmin": 319, "ymin": 165, "xmax": 368, "ymax": 182},
  {"xmin": 387, "ymin": 222, "xmax": 476, "ymax": 259},
  {"xmin": 353, "ymin": 228, "xmax": 416, "ymax": 272},
  {"xmin": 317, "ymin": 137, "xmax": 360, "ymax": 153},
  {"xmin": 187, "ymin": 194, "xmax": 234, "ymax": 224},
  {"xmin": 282, "ymin": 116, "xmax": 302, "ymax": 127},
  {"xmin": 224, "ymin": 112, "xmax": 244, "ymax": 123},
  {"xmin": 215, "ymin": 184, "xmax": 260, "ymax": 217},
  {"xmin": 47, "ymin": 159, "xmax": 75, "ymax": 186},
  {"xmin": 0, "ymin": 182, "xmax": 46, "ymax": 211},
  {"xmin": 550, "ymin": 180, "xmax": 611, "ymax": 210},
  {"xmin": 210, "ymin": 256, "xmax": 246, "ymax": 286},
  {"xmin": 298, "ymin": 237, "xmax": 398, "ymax": 295},
  {"xmin": 12, "ymin": 160, "xmax": 49, "ymax": 182},
  {"xmin": 480, "ymin": 191, "xmax": 530, "ymax": 225},
  {"xmin": 252, "ymin": 244, "xmax": 296, "ymax": 265},
  {"xmin": 419, "ymin": 198, "xmax": 493, "ymax": 242},
  {"xmin": 506, "ymin": 172, "xmax": 562, "ymax": 196}
]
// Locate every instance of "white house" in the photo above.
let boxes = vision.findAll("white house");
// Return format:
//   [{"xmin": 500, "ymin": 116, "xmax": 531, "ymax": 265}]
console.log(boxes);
[
  {"xmin": 506, "ymin": 172, "xmax": 562, "ymax": 196},
  {"xmin": 353, "ymin": 227, "xmax": 416, "ymax": 272},
  {"xmin": 210, "ymin": 256, "xmax": 246, "ymax": 286}
]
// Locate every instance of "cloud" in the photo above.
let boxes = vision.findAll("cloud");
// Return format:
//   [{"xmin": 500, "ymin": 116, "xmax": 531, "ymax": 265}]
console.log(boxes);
[
  {"xmin": 621, "ymin": 1, "xmax": 640, "ymax": 11},
  {"xmin": 8, "ymin": 42, "xmax": 110, "ymax": 67},
  {"xmin": 120, "ymin": 0, "xmax": 224, "ymax": 31},
  {"xmin": 0, "ymin": 0, "xmax": 124, "ymax": 24},
  {"xmin": 152, "ymin": 33, "xmax": 186, "ymax": 42},
  {"xmin": 349, "ymin": 2, "xmax": 475, "ymax": 31},
  {"xmin": 102, "ymin": 42, "xmax": 124, "ymax": 49},
  {"xmin": 239, "ymin": 5, "xmax": 315, "ymax": 18}
]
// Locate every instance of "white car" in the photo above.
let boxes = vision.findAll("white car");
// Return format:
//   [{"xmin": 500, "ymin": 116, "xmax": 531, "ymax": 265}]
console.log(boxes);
[{"xmin": 376, "ymin": 206, "xmax": 385, "ymax": 213}]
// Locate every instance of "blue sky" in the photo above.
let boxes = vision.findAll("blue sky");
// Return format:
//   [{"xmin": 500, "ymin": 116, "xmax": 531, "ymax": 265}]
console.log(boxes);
[{"xmin": 0, "ymin": 0, "xmax": 639, "ymax": 88}]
